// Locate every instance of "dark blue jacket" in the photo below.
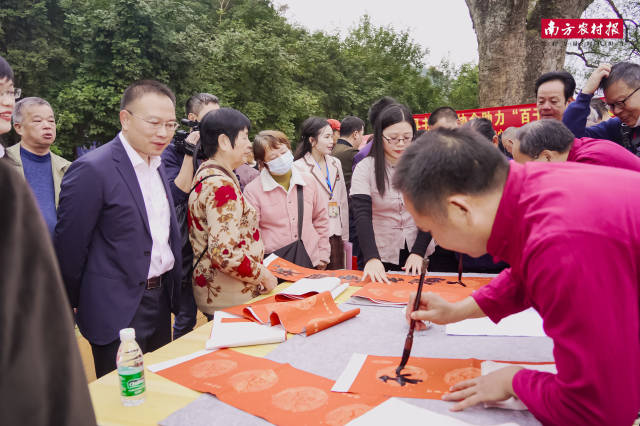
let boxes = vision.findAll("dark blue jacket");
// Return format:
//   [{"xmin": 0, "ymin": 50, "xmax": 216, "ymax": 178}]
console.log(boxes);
[
  {"xmin": 55, "ymin": 136, "xmax": 182, "ymax": 345},
  {"xmin": 563, "ymin": 92, "xmax": 639, "ymax": 153}
]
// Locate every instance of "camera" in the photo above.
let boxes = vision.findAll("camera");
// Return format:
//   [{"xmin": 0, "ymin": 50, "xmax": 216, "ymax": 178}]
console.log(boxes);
[{"xmin": 174, "ymin": 118, "xmax": 206, "ymax": 159}]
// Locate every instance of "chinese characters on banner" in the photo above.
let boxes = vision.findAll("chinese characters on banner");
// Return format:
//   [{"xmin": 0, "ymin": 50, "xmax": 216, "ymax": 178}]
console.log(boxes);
[
  {"xmin": 541, "ymin": 19, "xmax": 624, "ymax": 39},
  {"xmin": 413, "ymin": 103, "xmax": 538, "ymax": 134}
]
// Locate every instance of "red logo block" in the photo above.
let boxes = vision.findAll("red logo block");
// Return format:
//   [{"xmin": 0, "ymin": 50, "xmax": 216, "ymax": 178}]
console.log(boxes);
[{"xmin": 541, "ymin": 19, "xmax": 623, "ymax": 39}]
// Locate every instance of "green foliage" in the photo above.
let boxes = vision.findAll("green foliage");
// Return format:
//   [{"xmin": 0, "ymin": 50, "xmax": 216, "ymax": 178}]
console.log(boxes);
[{"xmin": 0, "ymin": 0, "xmax": 479, "ymax": 159}]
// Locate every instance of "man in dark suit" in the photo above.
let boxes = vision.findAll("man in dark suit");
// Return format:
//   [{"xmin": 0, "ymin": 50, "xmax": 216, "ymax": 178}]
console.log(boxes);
[{"xmin": 55, "ymin": 80, "xmax": 182, "ymax": 378}]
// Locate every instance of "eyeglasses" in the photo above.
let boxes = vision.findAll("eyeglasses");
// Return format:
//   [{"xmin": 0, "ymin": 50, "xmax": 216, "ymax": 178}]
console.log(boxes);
[
  {"xmin": 126, "ymin": 109, "xmax": 179, "ymax": 132},
  {"xmin": 0, "ymin": 88, "xmax": 21, "ymax": 100},
  {"xmin": 607, "ymin": 86, "xmax": 640, "ymax": 112},
  {"xmin": 382, "ymin": 134, "xmax": 413, "ymax": 145}
]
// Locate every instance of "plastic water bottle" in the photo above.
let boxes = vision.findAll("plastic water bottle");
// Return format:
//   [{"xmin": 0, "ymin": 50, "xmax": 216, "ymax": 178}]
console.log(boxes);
[{"xmin": 117, "ymin": 328, "xmax": 146, "ymax": 406}]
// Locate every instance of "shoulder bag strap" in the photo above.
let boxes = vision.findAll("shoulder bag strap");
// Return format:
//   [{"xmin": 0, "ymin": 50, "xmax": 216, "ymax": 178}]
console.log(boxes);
[{"xmin": 297, "ymin": 185, "xmax": 304, "ymax": 241}]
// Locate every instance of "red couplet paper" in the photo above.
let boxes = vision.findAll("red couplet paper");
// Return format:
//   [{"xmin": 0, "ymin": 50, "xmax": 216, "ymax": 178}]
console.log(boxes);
[
  {"xmin": 353, "ymin": 276, "xmax": 490, "ymax": 305},
  {"xmin": 243, "ymin": 291, "xmax": 360, "ymax": 335},
  {"xmin": 347, "ymin": 355, "xmax": 484, "ymax": 399},
  {"xmin": 156, "ymin": 349, "xmax": 386, "ymax": 425}
]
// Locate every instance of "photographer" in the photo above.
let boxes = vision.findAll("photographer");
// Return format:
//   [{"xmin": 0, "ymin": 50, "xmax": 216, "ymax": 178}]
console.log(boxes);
[{"xmin": 162, "ymin": 93, "xmax": 219, "ymax": 339}]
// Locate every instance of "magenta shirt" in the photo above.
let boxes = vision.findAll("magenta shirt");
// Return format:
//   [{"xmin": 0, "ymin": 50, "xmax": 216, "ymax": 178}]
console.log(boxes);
[
  {"xmin": 473, "ymin": 161, "xmax": 640, "ymax": 425},
  {"xmin": 568, "ymin": 137, "xmax": 640, "ymax": 172}
]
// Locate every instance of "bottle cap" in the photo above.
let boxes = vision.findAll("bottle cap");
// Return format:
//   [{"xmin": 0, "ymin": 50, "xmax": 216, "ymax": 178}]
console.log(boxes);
[{"xmin": 119, "ymin": 328, "xmax": 135, "ymax": 341}]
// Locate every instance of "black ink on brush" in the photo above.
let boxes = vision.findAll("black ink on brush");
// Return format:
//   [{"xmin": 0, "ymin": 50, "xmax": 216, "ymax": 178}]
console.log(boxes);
[
  {"xmin": 446, "ymin": 255, "xmax": 466, "ymax": 287},
  {"xmin": 393, "ymin": 258, "xmax": 429, "ymax": 379},
  {"xmin": 378, "ymin": 373, "xmax": 423, "ymax": 386}
]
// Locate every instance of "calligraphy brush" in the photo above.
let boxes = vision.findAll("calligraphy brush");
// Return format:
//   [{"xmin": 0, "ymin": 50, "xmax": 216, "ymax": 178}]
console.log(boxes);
[
  {"xmin": 396, "ymin": 257, "xmax": 429, "ymax": 375},
  {"xmin": 457, "ymin": 254, "xmax": 463, "ymax": 283}
]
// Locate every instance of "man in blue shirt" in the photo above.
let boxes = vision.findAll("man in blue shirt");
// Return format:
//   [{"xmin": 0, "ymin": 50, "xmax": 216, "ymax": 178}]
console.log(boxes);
[
  {"xmin": 7, "ymin": 97, "xmax": 70, "ymax": 236},
  {"xmin": 563, "ymin": 62, "xmax": 640, "ymax": 156}
]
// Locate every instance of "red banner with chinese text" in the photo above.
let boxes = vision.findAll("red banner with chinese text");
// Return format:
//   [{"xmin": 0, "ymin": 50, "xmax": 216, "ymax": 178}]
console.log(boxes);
[{"xmin": 413, "ymin": 103, "xmax": 538, "ymax": 134}]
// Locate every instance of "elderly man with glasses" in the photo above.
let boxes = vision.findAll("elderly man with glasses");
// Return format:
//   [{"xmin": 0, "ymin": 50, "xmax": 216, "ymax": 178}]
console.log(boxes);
[
  {"xmin": 55, "ymin": 80, "xmax": 183, "ymax": 378},
  {"xmin": 563, "ymin": 62, "xmax": 640, "ymax": 156}
]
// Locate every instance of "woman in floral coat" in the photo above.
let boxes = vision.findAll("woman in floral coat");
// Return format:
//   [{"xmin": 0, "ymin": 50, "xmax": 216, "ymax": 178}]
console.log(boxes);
[{"xmin": 188, "ymin": 108, "xmax": 277, "ymax": 315}]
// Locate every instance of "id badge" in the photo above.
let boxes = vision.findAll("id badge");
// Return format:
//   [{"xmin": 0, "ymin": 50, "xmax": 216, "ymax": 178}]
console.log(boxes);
[{"xmin": 328, "ymin": 201, "xmax": 339, "ymax": 218}]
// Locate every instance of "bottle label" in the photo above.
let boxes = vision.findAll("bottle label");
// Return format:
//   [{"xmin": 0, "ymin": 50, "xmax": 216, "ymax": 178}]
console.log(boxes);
[{"xmin": 119, "ymin": 368, "xmax": 145, "ymax": 397}]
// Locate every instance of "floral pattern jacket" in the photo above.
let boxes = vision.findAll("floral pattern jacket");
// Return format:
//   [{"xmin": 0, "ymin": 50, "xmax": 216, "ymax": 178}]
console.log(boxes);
[{"xmin": 188, "ymin": 160, "xmax": 265, "ymax": 313}]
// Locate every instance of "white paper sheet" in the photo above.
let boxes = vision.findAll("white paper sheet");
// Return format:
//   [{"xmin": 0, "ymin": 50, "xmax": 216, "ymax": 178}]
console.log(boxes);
[
  {"xmin": 280, "ymin": 277, "xmax": 341, "ymax": 296},
  {"xmin": 481, "ymin": 361, "xmax": 557, "ymax": 410},
  {"xmin": 446, "ymin": 308, "xmax": 545, "ymax": 337},
  {"xmin": 147, "ymin": 349, "xmax": 214, "ymax": 373},
  {"xmin": 347, "ymin": 398, "xmax": 519, "ymax": 426},
  {"xmin": 205, "ymin": 311, "xmax": 286, "ymax": 350},
  {"xmin": 332, "ymin": 352, "xmax": 368, "ymax": 392}
]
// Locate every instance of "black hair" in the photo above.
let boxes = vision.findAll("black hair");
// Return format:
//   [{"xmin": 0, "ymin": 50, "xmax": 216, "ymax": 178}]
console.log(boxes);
[
  {"xmin": 198, "ymin": 107, "xmax": 250, "ymax": 159},
  {"xmin": 393, "ymin": 128, "xmax": 509, "ymax": 217},
  {"xmin": 185, "ymin": 93, "xmax": 219, "ymax": 116},
  {"xmin": 0, "ymin": 55, "xmax": 14, "ymax": 83},
  {"xmin": 462, "ymin": 118, "xmax": 495, "ymax": 141},
  {"xmin": 120, "ymin": 80, "xmax": 176, "ymax": 110},
  {"xmin": 534, "ymin": 71, "xmax": 576, "ymax": 102},
  {"xmin": 414, "ymin": 129, "xmax": 426, "ymax": 140},
  {"xmin": 294, "ymin": 116, "xmax": 330, "ymax": 160},
  {"xmin": 339, "ymin": 116, "xmax": 365, "ymax": 137},
  {"xmin": 515, "ymin": 120, "xmax": 575, "ymax": 158},
  {"xmin": 368, "ymin": 103, "xmax": 416, "ymax": 196},
  {"xmin": 368, "ymin": 96, "xmax": 397, "ymax": 130},
  {"xmin": 427, "ymin": 106, "xmax": 458, "ymax": 127},
  {"xmin": 600, "ymin": 62, "xmax": 640, "ymax": 92},
  {"xmin": 590, "ymin": 98, "xmax": 608, "ymax": 120}
]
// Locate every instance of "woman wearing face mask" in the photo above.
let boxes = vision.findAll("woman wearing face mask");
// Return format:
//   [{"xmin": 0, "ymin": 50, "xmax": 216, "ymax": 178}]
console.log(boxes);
[
  {"xmin": 293, "ymin": 117, "xmax": 349, "ymax": 269},
  {"xmin": 351, "ymin": 103, "xmax": 433, "ymax": 283},
  {"xmin": 244, "ymin": 130, "xmax": 330, "ymax": 269},
  {"xmin": 188, "ymin": 108, "xmax": 278, "ymax": 316}
]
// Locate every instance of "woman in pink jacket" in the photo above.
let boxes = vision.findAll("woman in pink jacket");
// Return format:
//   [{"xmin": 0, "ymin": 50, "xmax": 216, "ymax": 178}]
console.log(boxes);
[
  {"xmin": 294, "ymin": 117, "xmax": 349, "ymax": 269},
  {"xmin": 244, "ymin": 130, "xmax": 330, "ymax": 269}
]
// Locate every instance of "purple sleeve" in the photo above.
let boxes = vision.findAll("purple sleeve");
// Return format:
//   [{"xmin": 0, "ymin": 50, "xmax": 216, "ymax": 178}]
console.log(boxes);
[
  {"xmin": 471, "ymin": 268, "xmax": 530, "ymax": 322},
  {"xmin": 511, "ymin": 236, "xmax": 639, "ymax": 425},
  {"xmin": 161, "ymin": 144, "xmax": 189, "ymax": 205},
  {"xmin": 352, "ymin": 141, "xmax": 372, "ymax": 172}
]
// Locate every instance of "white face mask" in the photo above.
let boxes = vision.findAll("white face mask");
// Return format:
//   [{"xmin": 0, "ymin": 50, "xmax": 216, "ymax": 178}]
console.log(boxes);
[{"xmin": 266, "ymin": 150, "xmax": 294, "ymax": 175}]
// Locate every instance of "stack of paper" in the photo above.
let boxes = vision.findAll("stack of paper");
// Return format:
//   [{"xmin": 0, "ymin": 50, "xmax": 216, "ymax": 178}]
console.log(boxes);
[
  {"xmin": 347, "ymin": 398, "xmax": 518, "ymax": 425},
  {"xmin": 205, "ymin": 311, "xmax": 286, "ymax": 350},
  {"xmin": 274, "ymin": 277, "xmax": 348, "ymax": 301},
  {"xmin": 445, "ymin": 308, "xmax": 545, "ymax": 337}
]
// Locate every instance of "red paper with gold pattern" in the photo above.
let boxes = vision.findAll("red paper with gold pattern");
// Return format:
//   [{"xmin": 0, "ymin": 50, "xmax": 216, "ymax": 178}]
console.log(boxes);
[
  {"xmin": 243, "ymin": 291, "xmax": 360, "ymax": 335},
  {"xmin": 347, "ymin": 355, "xmax": 483, "ymax": 399},
  {"xmin": 156, "ymin": 349, "xmax": 386, "ymax": 426}
]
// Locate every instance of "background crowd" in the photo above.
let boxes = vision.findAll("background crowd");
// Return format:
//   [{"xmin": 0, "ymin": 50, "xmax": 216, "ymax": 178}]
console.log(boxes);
[{"xmin": 1, "ymin": 35, "xmax": 640, "ymax": 424}]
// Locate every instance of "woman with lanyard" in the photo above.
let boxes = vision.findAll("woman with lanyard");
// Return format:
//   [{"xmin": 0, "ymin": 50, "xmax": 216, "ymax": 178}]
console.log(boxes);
[
  {"xmin": 294, "ymin": 117, "xmax": 349, "ymax": 269},
  {"xmin": 350, "ymin": 103, "xmax": 432, "ymax": 282}
]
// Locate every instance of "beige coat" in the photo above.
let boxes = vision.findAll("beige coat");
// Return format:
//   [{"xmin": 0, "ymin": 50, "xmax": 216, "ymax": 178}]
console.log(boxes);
[{"xmin": 6, "ymin": 142, "xmax": 71, "ymax": 208}]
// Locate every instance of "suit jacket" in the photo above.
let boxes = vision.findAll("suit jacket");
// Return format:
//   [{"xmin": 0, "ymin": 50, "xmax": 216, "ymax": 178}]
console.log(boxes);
[
  {"xmin": 6, "ymin": 142, "xmax": 71, "ymax": 208},
  {"xmin": 331, "ymin": 139, "xmax": 358, "ymax": 192},
  {"xmin": 54, "ymin": 135, "xmax": 182, "ymax": 345}
]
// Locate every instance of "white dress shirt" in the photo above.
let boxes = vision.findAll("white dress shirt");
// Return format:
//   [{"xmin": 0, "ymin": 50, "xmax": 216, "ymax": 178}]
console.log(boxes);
[{"xmin": 120, "ymin": 132, "xmax": 174, "ymax": 278}]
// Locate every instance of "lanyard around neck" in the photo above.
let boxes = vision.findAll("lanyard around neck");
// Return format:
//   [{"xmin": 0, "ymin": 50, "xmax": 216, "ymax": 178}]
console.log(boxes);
[{"xmin": 313, "ymin": 155, "xmax": 333, "ymax": 196}]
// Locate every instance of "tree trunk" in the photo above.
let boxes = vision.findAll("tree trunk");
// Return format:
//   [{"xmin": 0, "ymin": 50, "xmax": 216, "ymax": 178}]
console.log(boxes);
[{"xmin": 466, "ymin": 0, "xmax": 594, "ymax": 107}]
